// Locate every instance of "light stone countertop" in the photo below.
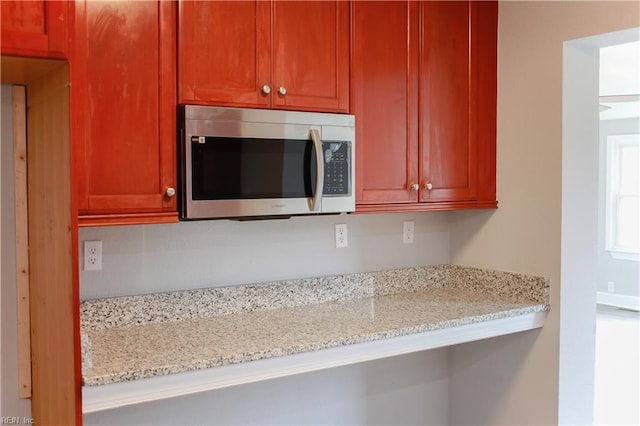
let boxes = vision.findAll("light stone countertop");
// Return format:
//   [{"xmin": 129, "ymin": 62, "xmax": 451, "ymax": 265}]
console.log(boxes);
[{"xmin": 81, "ymin": 265, "xmax": 549, "ymax": 387}]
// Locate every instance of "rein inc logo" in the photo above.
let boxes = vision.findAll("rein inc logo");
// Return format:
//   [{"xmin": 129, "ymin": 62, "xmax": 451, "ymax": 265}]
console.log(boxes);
[{"xmin": 1, "ymin": 418, "xmax": 33, "ymax": 425}]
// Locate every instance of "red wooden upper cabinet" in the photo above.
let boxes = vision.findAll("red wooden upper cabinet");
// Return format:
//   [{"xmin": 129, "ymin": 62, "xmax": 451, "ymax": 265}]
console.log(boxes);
[
  {"xmin": 72, "ymin": 1, "xmax": 178, "ymax": 226},
  {"xmin": 178, "ymin": 0, "xmax": 349, "ymax": 113},
  {"xmin": 1, "ymin": 0, "xmax": 69, "ymax": 58},
  {"xmin": 178, "ymin": 1, "xmax": 270, "ymax": 108},
  {"xmin": 420, "ymin": 1, "xmax": 476, "ymax": 203},
  {"xmin": 351, "ymin": 1, "xmax": 419, "ymax": 205},
  {"xmin": 271, "ymin": 1, "xmax": 349, "ymax": 112},
  {"xmin": 420, "ymin": 1, "xmax": 497, "ymax": 206},
  {"xmin": 353, "ymin": 0, "xmax": 497, "ymax": 212}
]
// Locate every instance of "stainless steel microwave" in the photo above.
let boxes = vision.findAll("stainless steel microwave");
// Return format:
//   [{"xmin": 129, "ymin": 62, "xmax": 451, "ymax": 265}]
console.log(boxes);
[{"xmin": 179, "ymin": 106, "xmax": 355, "ymax": 220}]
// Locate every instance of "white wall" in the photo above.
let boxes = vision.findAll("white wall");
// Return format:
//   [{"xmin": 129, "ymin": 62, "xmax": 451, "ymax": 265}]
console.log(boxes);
[
  {"xmin": 1, "ymin": 85, "xmax": 32, "ymax": 419},
  {"xmin": 85, "ymin": 348, "xmax": 449, "ymax": 426},
  {"xmin": 597, "ymin": 118, "xmax": 640, "ymax": 301},
  {"xmin": 559, "ymin": 38, "xmax": 600, "ymax": 426},
  {"xmin": 448, "ymin": 2, "xmax": 639, "ymax": 425},
  {"xmin": 79, "ymin": 211, "xmax": 450, "ymax": 299}
]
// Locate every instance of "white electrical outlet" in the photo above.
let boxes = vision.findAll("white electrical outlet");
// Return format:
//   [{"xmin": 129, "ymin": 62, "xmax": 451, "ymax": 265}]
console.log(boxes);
[
  {"xmin": 84, "ymin": 240, "xmax": 102, "ymax": 271},
  {"xmin": 403, "ymin": 221, "xmax": 415, "ymax": 243},
  {"xmin": 607, "ymin": 281, "xmax": 615, "ymax": 293},
  {"xmin": 335, "ymin": 223, "xmax": 348, "ymax": 248}
]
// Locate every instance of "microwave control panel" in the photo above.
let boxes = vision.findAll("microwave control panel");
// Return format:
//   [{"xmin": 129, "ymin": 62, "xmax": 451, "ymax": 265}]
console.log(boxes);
[{"xmin": 323, "ymin": 141, "xmax": 350, "ymax": 195}]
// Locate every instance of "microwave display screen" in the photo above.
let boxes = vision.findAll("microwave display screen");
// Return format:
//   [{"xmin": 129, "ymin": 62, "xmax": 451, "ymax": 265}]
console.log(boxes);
[{"xmin": 191, "ymin": 137, "xmax": 317, "ymax": 200}]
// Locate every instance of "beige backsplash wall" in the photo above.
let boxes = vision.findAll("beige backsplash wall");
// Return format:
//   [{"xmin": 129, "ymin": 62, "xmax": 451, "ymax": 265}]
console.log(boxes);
[
  {"xmin": 448, "ymin": 2, "xmax": 639, "ymax": 425},
  {"xmin": 79, "ymin": 211, "xmax": 451, "ymax": 300}
]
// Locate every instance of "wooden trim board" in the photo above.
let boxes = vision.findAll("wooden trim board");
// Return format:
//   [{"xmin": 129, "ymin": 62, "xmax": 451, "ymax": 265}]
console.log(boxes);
[
  {"xmin": 12, "ymin": 85, "xmax": 31, "ymax": 399},
  {"xmin": 26, "ymin": 62, "xmax": 80, "ymax": 425}
]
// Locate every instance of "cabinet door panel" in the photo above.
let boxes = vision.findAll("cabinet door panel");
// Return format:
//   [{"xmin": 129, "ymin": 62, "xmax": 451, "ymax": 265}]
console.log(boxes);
[
  {"xmin": 352, "ymin": 1, "xmax": 418, "ymax": 204},
  {"xmin": 1, "ymin": 1, "xmax": 45, "ymax": 33},
  {"xmin": 473, "ymin": 1, "xmax": 498, "ymax": 204},
  {"xmin": 272, "ymin": 0, "xmax": 349, "ymax": 112},
  {"xmin": 73, "ymin": 1, "xmax": 176, "ymax": 216},
  {"xmin": 1, "ymin": 0, "xmax": 68, "ymax": 58},
  {"xmin": 420, "ymin": 1, "xmax": 477, "ymax": 202},
  {"xmin": 178, "ymin": 0, "xmax": 270, "ymax": 107}
]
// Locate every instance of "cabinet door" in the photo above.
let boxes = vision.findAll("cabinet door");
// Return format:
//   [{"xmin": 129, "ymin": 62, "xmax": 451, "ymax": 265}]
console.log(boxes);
[
  {"xmin": 72, "ymin": 1, "xmax": 177, "ymax": 225},
  {"xmin": 473, "ymin": 1, "xmax": 498, "ymax": 206},
  {"xmin": 352, "ymin": 1, "xmax": 419, "ymax": 206},
  {"xmin": 420, "ymin": 1, "xmax": 477, "ymax": 202},
  {"xmin": 272, "ymin": 0, "xmax": 349, "ymax": 112},
  {"xmin": 1, "ymin": 0, "xmax": 69, "ymax": 58},
  {"xmin": 178, "ymin": 0, "xmax": 270, "ymax": 107}
]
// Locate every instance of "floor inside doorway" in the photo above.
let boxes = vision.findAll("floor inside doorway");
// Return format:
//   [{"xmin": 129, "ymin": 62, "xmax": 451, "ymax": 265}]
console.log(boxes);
[{"xmin": 594, "ymin": 304, "xmax": 640, "ymax": 425}]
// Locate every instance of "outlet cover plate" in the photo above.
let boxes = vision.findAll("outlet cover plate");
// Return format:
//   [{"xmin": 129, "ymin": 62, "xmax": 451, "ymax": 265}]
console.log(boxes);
[
  {"xmin": 403, "ymin": 221, "xmax": 415, "ymax": 244},
  {"xmin": 335, "ymin": 223, "xmax": 348, "ymax": 248},
  {"xmin": 84, "ymin": 240, "xmax": 102, "ymax": 271}
]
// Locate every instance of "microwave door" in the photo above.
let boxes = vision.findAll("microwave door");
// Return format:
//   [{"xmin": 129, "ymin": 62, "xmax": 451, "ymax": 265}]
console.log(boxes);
[{"xmin": 185, "ymin": 126, "xmax": 321, "ymax": 219}]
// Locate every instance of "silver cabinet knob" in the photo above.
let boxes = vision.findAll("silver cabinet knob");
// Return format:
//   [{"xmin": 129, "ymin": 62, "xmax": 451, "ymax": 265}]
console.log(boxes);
[
  {"xmin": 165, "ymin": 187, "xmax": 176, "ymax": 198},
  {"xmin": 425, "ymin": 182, "xmax": 433, "ymax": 190},
  {"xmin": 278, "ymin": 86, "xmax": 287, "ymax": 95},
  {"xmin": 409, "ymin": 183, "xmax": 420, "ymax": 191},
  {"xmin": 262, "ymin": 85, "xmax": 271, "ymax": 94}
]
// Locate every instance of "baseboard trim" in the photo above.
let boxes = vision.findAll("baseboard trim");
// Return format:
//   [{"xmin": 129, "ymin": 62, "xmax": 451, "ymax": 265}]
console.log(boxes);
[{"xmin": 597, "ymin": 292, "xmax": 640, "ymax": 311}]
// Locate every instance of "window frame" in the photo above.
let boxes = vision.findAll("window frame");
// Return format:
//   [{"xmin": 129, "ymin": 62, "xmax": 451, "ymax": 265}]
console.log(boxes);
[{"xmin": 605, "ymin": 133, "xmax": 640, "ymax": 261}]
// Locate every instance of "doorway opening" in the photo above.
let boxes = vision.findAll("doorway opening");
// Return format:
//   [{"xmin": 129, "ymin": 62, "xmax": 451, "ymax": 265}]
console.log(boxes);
[{"xmin": 561, "ymin": 26, "xmax": 639, "ymax": 426}]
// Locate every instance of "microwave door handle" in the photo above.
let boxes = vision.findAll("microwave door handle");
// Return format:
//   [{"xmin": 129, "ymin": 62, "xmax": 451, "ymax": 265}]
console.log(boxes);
[{"xmin": 309, "ymin": 129, "xmax": 324, "ymax": 212}]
